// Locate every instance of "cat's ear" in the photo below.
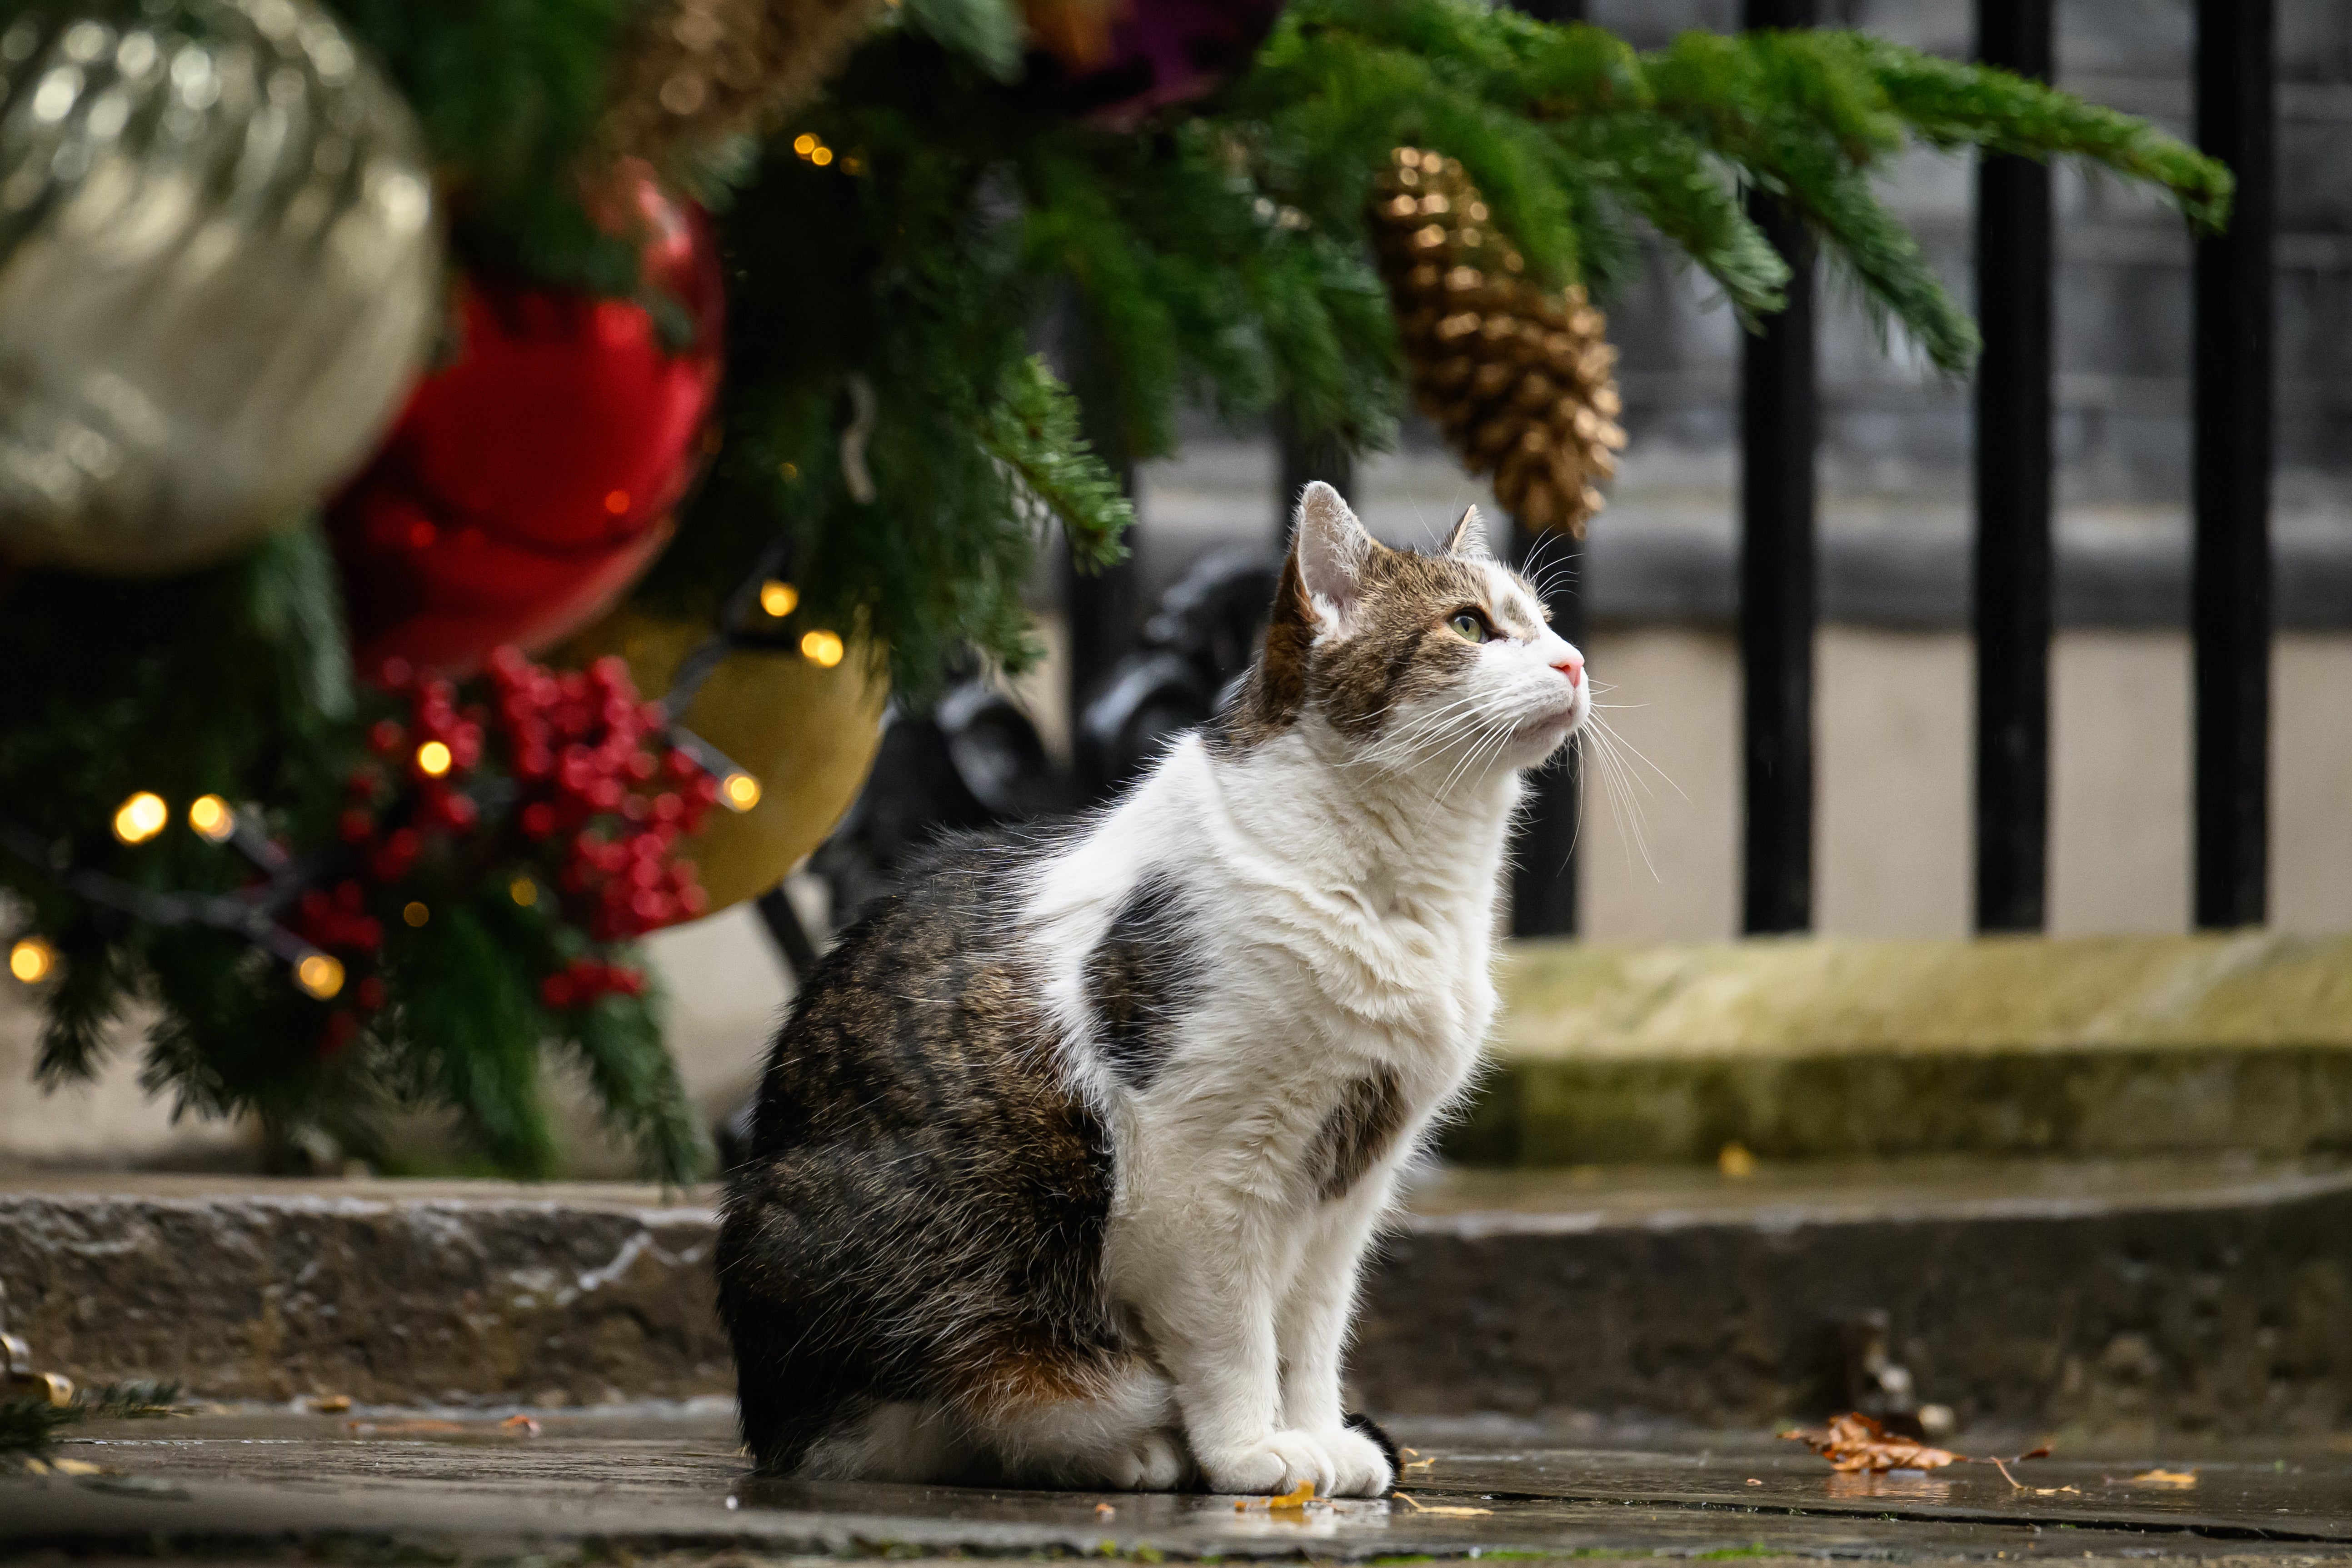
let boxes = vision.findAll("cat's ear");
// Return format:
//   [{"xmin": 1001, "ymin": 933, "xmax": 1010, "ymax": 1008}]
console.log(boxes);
[
  {"xmin": 1443, "ymin": 504, "xmax": 1492, "ymax": 560},
  {"xmin": 1293, "ymin": 481, "xmax": 1374, "ymax": 631}
]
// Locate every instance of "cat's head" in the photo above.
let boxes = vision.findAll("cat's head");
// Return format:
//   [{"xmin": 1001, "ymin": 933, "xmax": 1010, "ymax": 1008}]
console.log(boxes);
[{"xmin": 1213, "ymin": 481, "xmax": 1588, "ymax": 779}]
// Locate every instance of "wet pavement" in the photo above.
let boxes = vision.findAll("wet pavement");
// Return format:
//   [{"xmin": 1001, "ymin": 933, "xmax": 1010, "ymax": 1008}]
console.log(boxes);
[{"xmin": 4, "ymin": 1406, "xmax": 2348, "ymax": 1562}]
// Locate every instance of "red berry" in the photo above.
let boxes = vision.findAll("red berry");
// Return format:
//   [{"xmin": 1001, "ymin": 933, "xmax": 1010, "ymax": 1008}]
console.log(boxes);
[
  {"xmin": 540, "ymin": 974, "xmax": 574, "ymax": 1009},
  {"xmin": 320, "ymin": 1010, "xmax": 360, "ymax": 1056},
  {"xmin": 441, "ymin": 793, "xmax": 479, "ymax": 831},
  {"xmin": 356, "ymin": 976, "xmax": 387, "ymax": 1011},
  {"xmin": 339, "ymin": 809, "xmax": 374, "ymax": 844},
  {"xmin": 377, "ymin": 657, "xmax": 413, "ymax": 689},
  {"xmin": 520, "ymin": 802, "xmax": 558, "ymax": 840}
]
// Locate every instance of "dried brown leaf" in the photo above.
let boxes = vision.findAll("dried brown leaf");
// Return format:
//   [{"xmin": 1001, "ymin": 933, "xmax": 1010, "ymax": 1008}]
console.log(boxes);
[
  {"xmin": 345, "ymin": 1419, "xmax": 465, "ymax": 1436},
  {"xmin": 1783, "ymin": 1412, "xmax": 1960, "ymax": 1473},
  {"xmin": 1234, "ymin": 1480, "xmax": 1319, "ymax": 1512},
  {"xmin": 1787, "ymin": 1413, "xmax": 2051, "ymax": 1478},
  {"xmin": 1394, "ymin": 1492, "xmax": 1494, "ymax": 1517}
]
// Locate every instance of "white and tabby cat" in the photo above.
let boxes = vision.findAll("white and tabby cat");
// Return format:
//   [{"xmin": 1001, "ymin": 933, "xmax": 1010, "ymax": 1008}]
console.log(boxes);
[{"xmin": 717, "ymin": 482, "xmax": 1589, "ymax": 1497}]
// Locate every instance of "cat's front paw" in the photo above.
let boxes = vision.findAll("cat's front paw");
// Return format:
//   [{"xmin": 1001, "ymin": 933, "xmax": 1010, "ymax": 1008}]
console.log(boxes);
[
  {"xmin": 1311, "ymin": 1423, "xmax": 1394, "ymax": 1498},
  {"xmin": 1198, "ymin": 1429, "xmax": 1335, "ymax": 1496},
  {"xmin": 1098, "ymin": 1428, "xmax": 1189, "ymax": 1491}
]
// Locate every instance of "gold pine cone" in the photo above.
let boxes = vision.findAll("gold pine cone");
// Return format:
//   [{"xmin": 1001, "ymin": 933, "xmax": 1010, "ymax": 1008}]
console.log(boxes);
[
  {"xmin": 1370, "ymin": 146, "xmax": 1627, "ymax": 538},
  {"xmin": 598, "ymin": 0, "xmax": 887, "ymax": 165}
]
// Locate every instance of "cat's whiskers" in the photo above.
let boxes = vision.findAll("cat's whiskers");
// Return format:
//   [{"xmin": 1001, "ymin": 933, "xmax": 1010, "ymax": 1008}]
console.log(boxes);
[
  {"xmin": 1353, "ymin": 690, "xmax": 1509, "ymax": 773},
  {"xmin": 1433, "ymin": 706, "xmax": 1525, "ymax": 802},
  {"xmin": 1573, "ymin": 711, "xmax": 1671, "ymax": 880}
]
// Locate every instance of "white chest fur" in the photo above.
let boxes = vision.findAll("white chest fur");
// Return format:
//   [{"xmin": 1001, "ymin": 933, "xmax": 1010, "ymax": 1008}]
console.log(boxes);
[{"xmin": 1026, "ymin": 725, "xmax": 1511, "ymax": 1124}]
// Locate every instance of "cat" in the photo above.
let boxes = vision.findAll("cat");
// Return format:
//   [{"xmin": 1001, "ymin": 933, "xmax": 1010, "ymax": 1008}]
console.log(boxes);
[{"xmin": 716, "ymin": 481, "xmax": 1589, "ymax": 1497}]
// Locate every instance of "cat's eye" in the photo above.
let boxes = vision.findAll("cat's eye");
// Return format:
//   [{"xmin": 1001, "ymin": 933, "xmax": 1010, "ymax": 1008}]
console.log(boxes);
[{"xmin": 1449, "ymin": 612, "xmax": 1487, "ymax": 644}]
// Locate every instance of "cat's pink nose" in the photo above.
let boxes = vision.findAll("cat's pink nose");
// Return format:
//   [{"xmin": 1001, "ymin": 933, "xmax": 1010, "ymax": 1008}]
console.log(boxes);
[{"xmin": 1553, "ymin": 649, "xmax": 1584, "ymax": 686}]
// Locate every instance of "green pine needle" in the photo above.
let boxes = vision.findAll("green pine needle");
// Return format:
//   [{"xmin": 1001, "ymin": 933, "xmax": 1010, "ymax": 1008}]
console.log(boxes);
[
  {"xmin": 2, "ymin": 1382, "xmax": 185, "ymax": 1462},
  {"xmin": 984, "ymin": 356, "xmax": 1137, "ymax": 575}
]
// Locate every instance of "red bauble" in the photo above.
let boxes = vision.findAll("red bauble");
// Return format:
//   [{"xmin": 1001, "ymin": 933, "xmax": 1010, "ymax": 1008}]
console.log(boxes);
[{"xmin": 331, "ymin": 163, "xmax": 724, "ymax": 678}]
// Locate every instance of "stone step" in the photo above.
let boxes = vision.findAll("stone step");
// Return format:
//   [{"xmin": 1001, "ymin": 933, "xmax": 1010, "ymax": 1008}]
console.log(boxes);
[
  {"xmin": 1448, "ymin": 933, "xmax": 2352, "ymax": 1167},
  {"xmin": 3, "ymin": 1161, "xmax": 2345, "ymax": 1436}
]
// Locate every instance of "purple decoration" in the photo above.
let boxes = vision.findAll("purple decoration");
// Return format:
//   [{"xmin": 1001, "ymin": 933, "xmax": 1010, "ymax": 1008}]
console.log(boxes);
[{"xmin": 1030, "ymin": 0, "xmax": 1288, "ymax": 128}]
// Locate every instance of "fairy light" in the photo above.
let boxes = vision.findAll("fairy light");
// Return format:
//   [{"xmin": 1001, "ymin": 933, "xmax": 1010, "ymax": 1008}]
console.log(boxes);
[
  {"xmin": 720, "ymin": 772, "xmax": 762, "ymax": 812},
  {"xmin": 759, "ymin": 579, "xmax": 799, "ymax": 619},
  {"xmin": 112, "ymin": 791, "xmax": 168, "ymax": 844},
  {"xmin": 800, "ymin": 629, "xmax": 845, "ymax": 668},
  {"xmin": 188, "ymin": 794, "xmax": 234, "ymax": 842},
  {"xmin": 509, "ymin": 876, "xmax": 538, "ymax": 908},
  {"xmin": 402, "ymin": 901, "xmax": 429, "ymax": 928},
  {"xmin": 792, "ymin": 132, "xmax": 816, "ymax": 156},
  {"xmin": 9, "ymin": 938, "xmax": 55, "ymax": 984},
  {"xmin": 415, "ymin": 740, "xmax": 452, "ymax": 776},
  {"xmin": 810, "ymin": 145, "xmax": 834, "ymax": 167},
  {"xmin": 295, "ymin": 953, "xmax": 345, "ymax": 1000}
]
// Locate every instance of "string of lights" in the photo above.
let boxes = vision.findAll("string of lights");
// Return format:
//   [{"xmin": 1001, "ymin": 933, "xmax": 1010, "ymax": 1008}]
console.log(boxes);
[{"xmin": 0, "ymin": 816, "xmax": 349, "ymax": 998}]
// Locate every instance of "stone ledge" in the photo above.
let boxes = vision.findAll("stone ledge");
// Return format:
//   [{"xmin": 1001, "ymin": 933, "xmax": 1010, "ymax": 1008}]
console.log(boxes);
[
  {"xmin": 5, "ymin": 1164, "xmax": 2347, "ymax": 1436},
  {"xmin": 0, "ymin": 1178, "xmax": 727, "ymax": 1408},
  {"xmin": 1449, "ymin": 934, "xmax": 2352, "ymax": 1164}
]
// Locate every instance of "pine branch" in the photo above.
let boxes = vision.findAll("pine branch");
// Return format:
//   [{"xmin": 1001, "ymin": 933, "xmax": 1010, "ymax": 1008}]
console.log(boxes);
[
  {"xmin": 2, "ymin": 1382, "xmax": 183, "ymax": 1463},
  {"xmin": 896, "ymin": 0, "xmax": 1026, "ymax": 81},
  {"xmin": 982, "ymin": 355, "xmax": 1136, "ymax": 574},
  {"xmin": 1860, "ymin": 40, "xmax": 2231, "ymax": 229},
  {"xmin": 565, "ymin": 973, "xmax": 712, "ymax": 1186}
]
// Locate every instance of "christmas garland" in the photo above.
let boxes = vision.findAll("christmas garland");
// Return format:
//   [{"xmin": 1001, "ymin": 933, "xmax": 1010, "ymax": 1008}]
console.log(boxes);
[{"xmin": 0, "ymin": 0, "xmax": 2228, "ymax": 1179}]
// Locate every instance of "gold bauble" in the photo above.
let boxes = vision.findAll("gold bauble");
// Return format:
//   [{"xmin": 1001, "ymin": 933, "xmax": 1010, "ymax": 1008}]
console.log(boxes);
[{"xmin": 561, "ymin": 607, "xmax": 887, "ymax": 915}]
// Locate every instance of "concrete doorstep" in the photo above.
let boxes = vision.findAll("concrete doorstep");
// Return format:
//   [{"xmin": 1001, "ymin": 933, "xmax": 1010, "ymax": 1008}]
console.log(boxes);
[
  {"xmin": 2, "ymin": 1160, "xmax": 2347, "ymax": 1438},
  {"xmin": 1452, "ymin": 935, "xmax": 2352, "ymax": 1166}
]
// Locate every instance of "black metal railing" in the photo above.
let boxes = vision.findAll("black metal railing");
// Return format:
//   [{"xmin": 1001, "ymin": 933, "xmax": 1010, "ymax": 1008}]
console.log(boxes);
[
  {"xmin": 2192, "ymin": 0, "xmax": 2274, "ymax": 930},
  {"xmin": 1973, "ymin": 0, "xmax": 2057, "ymax": 934},
  {"xmin": 1050, "ymin": 0, "xmax": 2277, "ymax": 944}
]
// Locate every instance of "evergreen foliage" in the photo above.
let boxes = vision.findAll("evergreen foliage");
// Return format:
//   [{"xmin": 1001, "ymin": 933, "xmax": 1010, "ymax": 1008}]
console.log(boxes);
[
  {"xmin": 0, "ymin": 0, "xmax": 2231, "ymax": 1177},
  {"xmin": 0, "ymin": 1382, "xmax": 182, "ymax": 1464}
]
